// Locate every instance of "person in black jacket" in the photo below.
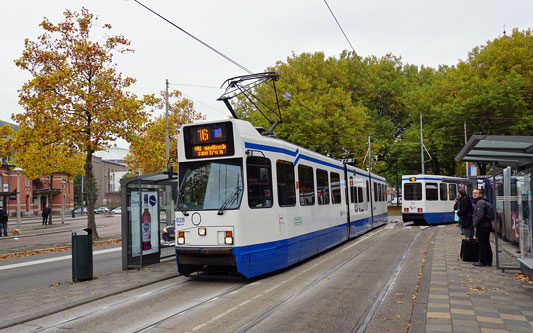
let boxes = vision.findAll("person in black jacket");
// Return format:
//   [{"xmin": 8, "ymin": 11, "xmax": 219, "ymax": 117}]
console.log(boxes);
[
  {"xmin": 456, "ymin": 189, "xmax": 474, "ymax": 238},
  {"xmin": 42, "ymin": 206, "xmax": 51, "ymax": 225},
  {"xmin": 0, "ymin": 208, "xmax": 8, "ymax": 236},
  {"xmin": 472, "ymin": 188, "xmax": 493, "ymax": 267}
]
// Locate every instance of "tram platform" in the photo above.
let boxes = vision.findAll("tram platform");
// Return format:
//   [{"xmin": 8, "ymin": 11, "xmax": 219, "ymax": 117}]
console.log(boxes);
[
  {"xmin": 412, "ymin": 224, "xmax": 533, "ymax": 332},
  {"xmin": 0, "ymin": 223, "xmax": 532, "ymax": 331}
]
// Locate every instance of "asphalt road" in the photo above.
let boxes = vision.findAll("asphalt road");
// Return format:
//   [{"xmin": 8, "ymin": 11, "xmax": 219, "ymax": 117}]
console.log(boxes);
[{"xmin": 0, "ymin": 244, "xmax": 122, "ymax": 294}]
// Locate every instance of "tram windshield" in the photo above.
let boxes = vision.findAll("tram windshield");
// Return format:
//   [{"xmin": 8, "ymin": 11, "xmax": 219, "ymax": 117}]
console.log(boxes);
[{"xmin": 178, "ymin": 159, "xmax": 243, "ymax": 211}]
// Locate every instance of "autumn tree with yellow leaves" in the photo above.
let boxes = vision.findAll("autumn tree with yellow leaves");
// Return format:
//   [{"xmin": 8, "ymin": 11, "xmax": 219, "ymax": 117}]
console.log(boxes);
[
  {"xmin": 13, "ymin": 8, "xmax": 155, "ymax": 238},
  {"xmin": 125, "ymin": 90, "xmax": 205, "ymax": 174},
  {"xmin": 0, "ymin": 124, "xmax": 85, "ymax": 225}
]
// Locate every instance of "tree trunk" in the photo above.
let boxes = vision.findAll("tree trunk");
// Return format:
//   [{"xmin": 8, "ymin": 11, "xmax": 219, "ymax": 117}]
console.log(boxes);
[
  {"xmin": 48, "ymin": 174, "xmax": 54, "ymax": 225},
  {"xmin": 85, "ymin": 148, "xmax": 99, "ymax": 239}
]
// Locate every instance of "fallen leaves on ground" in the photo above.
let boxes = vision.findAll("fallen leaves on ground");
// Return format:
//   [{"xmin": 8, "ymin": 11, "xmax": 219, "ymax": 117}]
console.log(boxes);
[
  {"xmin": 469, "ymin": 285, "xmax": 487, "ymax": 293},
  {"xmin": 514, "ymin": 273, "xmax": 533, "ymax": 284},
  {"xmin": 0, "ymin": 239, "xmax": 122, "ymax": 259}
]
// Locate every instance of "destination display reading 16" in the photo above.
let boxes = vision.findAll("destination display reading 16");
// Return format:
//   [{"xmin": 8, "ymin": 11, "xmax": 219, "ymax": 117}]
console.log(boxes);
[{"xmin": 183, "ymin": 122, "xmax": 235, "ymax": 159}]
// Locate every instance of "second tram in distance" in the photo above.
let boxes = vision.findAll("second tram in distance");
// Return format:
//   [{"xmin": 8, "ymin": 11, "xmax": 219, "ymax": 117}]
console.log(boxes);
[
  {"xmin": 402, "ymin": 174, "xmax": 477, "ymax": 225},
  {"xmin": 174, "ymin": 119, "xmax": 388, "ymax": 278}
]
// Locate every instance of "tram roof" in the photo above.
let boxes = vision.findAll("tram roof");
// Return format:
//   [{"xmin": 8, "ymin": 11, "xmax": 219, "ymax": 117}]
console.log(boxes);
[{"xmin": 455, "ymin": 135, "xmax": 533, "ymax": 169}]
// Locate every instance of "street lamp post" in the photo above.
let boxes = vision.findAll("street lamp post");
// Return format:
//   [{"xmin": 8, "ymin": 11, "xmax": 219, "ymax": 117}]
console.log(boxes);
[
  {"xmin": 13, "ymin": 167, "xmax": 23, "ymax": 230},
  {"xmin": 61, "ymin": 179, "xmax": 67, "ymax": 224}
]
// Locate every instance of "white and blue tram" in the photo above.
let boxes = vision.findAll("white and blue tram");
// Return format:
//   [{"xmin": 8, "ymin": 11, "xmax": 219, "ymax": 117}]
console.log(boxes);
[
  {"xmin": 402, "ymin": 174, "xmax": 477, "ymax": 225},
  {"xmin": 174, "ymin": 119, "xmax": 388, "ymax": 278}
]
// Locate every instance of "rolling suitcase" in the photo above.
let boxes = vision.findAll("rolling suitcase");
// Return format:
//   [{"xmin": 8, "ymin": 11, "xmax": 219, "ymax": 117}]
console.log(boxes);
[{"xmin": 460, "ymin": 238, "xmax": 479, "ymax": 262}]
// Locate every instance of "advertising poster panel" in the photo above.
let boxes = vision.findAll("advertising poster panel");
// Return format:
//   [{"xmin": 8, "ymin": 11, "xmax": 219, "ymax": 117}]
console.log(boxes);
[{"xmin": 131, "ymin": 191, "xmax": 159, "ymax": 257}]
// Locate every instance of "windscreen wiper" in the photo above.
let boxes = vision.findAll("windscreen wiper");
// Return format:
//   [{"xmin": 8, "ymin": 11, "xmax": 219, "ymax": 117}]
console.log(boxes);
[
  {"xmin": 217, "ymin": 186, "xmax": 242, "ymax": 215},
  {"xmin": 177, "ymin": 191, "xmax": 189, "ymax": 216}
]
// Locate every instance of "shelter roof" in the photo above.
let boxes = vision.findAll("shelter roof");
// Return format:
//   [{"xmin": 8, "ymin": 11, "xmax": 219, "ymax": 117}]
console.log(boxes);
[{"xmin": 455, "ymin": 135, "xmax": 533, "ymax": 169}]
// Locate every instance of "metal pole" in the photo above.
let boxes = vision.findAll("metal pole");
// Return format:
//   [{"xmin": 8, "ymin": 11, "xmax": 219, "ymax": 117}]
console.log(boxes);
[
  {"xmin": 420, "ymin": 113, "xmax": 424, "ymax": 174},
  {"xmin": 464, "ymin": 121, "xmax": 468, "ymax": 175},
  {"xmin": 16, "ymin": 173, "xmax": 21, "ymax": 229},
  {"xmin": 61, "ymin": 180, "xmax": 65, "ymax": 224},
  {"xmin": 139, "ymin": 180, "xmax": 143, "ymax": 269},
  {"xmin": 165, "ymin": 79, "xmax": 170, "ymax": 162},
  {"xmin": 493, "ymin": 162, "xmax": 500, "ymax": 269},
  {"xmin": 165, "ymin": 79, "xmax": 174, "ymax": 228},
  {"xmin": 368, "ymin": 136, "xmax": 374, "ymax": 227},
  {"xmin": 81, "ymin": 175, "xmax": 84, "ymax": 214}
]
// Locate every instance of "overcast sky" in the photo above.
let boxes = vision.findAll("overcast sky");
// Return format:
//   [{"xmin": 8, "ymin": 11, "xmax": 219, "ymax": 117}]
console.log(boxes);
[{"xmin": 1, "ymin": 0, "xmax": 531, "ymax": 148}]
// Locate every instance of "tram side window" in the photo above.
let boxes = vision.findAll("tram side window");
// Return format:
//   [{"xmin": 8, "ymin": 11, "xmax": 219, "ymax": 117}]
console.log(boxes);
[
  {"xmin": 449, "ymin": 184, "xmax": 457, "ymax": 200},
  {"xmin": 298, "ymin": 165, "xmax": 315, "ymax": 206},
  {"xmin": 426, "ymin": 183, "xmax": 438, "ymax": 201},
  {"xmin": 404, "ymin": 183, "xmax": 422, "ymax": 201},
  {"xmin": 247, "ymin": 156, "xmax": 273, "ymax": 208},
  {"xmin": 374, "ymin": 183, "xmax": 378, "ymax": 202},
  {"xmin": 317, "ymin": 169, "xmax": 330, "ymax": 205},
  {"xmin": 276, "ymin": 160, "xmax": 296, "ymax": 207},
  {"xmin": 330, "ymin": 172, "xmax": 341, "ymax": 204},
  {"xmin": 440, "ymin": 183, "xmax": 448, "ymax": 201},
  {"xmin": 366, "ymin": 180, "xmax": 370, "ymax": 202},
  {"xmin": 357, "ymin": 187, "xmax": 363, "ymax": 204}
]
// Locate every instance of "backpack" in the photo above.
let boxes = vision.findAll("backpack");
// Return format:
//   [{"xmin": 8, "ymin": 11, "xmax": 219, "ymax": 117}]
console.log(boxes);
[{"xmin": 484, "ymin": 199, "xmax": 495, "ymax": 221}]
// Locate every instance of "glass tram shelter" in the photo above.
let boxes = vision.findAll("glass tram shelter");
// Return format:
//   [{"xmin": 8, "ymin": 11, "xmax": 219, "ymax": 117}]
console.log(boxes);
[
  {"xmin": 120, "ymin": 172, "xmax": 177, "ymax": 270},
  {"xmin": 455, "ymin": 135, "xmax": 533, "ymax": 276}
]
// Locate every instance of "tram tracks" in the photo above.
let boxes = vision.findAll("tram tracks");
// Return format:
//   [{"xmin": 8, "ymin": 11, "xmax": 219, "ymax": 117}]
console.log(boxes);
[
  {"xmin": 235, "ymin": 227, "xmax": 423, "ymax": 333},
  {"xmin": 29, "ymin": 278, "xmax": 194, "ymax": 333}
]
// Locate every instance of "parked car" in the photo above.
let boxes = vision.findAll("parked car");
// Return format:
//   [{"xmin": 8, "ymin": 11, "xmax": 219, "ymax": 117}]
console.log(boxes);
[
  {"xmin": 111, "ymin": 207, "xmax": 121, "ymax": 215},
  {"xmin": 74, "ymin": 207, "xmax": 88, "ymax": 215},
  {"xmin": 161, "ymin": 225, "xmax": 175, "ymax": 244},
  {"xmin": 94, "ymin": 207, "xmax": 110, "ymax": 214},
  {"xmin": 390, "ymin": 197, "xmax": 402, "ymax": 205}
]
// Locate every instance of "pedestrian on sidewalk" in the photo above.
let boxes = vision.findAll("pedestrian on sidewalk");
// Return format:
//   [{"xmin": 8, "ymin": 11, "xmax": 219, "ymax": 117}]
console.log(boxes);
[
  {"xmin": 0, "ymin": 208, "xmax": 7, "ymax": 236},
  {"xmin": 456, "ymin": 189, "xmax": 474, "ymax": 238},
  {"xmin": 42, "ymin": 206, "xmax": 50, "ymax": 225},
  {"xmin": 472, "ymin": 188, "xmax": 493, "ymax": 267}
]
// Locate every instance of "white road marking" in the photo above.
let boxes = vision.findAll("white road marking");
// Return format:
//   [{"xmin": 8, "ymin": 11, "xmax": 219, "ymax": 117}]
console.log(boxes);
[
  {"xmin": 0, "ymin": 247, "xmax": 121, "ymax": 271},
  {"xmin": 385, "ymin": 224, "xmax": 395, "ymax": 229},
  {"xmin": 420, "ymin": 226, "xmax": 429, "ymax": 230},
  {"xmin": 403, "ymin": 226, "xmax": 412, "ymax": 229}
]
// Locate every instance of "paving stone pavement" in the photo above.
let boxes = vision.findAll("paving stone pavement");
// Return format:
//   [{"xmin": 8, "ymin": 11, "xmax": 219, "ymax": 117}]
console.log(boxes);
[
  {"xmin": 424, "ymin": 225, "xmax": 533, "ymax": 333},
  {"xmin": 0, "ymin": 258, "xmax": 178, "ymax": 330}
]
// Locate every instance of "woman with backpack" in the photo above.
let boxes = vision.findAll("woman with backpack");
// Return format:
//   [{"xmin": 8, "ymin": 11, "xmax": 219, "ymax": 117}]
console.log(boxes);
[
  {"xmin": 456, "ymin": 189, "xmax": 474, "ymax": 238},
  {"xmin": 472, "ymin": 188, "xmax": 493, "ymax": 267}
]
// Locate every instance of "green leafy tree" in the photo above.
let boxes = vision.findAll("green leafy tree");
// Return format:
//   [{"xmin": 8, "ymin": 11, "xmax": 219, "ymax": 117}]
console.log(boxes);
[{"xmin": 234, "ymin": 52, "xmax": 371, "ymax": 162}]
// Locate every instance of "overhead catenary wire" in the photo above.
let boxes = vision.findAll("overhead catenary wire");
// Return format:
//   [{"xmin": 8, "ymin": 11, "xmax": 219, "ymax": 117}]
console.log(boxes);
[
  {"xmin": 322, "ymin": 0, "xmax": 375, "ymax": 86},
  {"xmin": 134, "ymin": 0, "xmax": 253, "ymax": 75}
]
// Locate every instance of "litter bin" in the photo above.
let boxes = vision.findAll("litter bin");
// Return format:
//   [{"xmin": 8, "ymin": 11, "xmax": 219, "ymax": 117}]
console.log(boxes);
[
  {"xmin": 72, "ymin": 209, "xmax": 76, "ymax": 218},
  {"xmin": 72, "ymin": 228, "xmax": 93, "ymax": 282}
]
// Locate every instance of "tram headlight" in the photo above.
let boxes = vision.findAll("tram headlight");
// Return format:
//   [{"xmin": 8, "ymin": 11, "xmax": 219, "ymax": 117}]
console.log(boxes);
[
  {"xmin": 177, "ymin": 231, "xmax": 185, "ymax": 245},
  {"xmin": 224, "ymin": 231, "xmax": 233, "ymax": 245},
  {"xmin": 198, "ymin": 227, "xmax": 206, "ymax": 236}
]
